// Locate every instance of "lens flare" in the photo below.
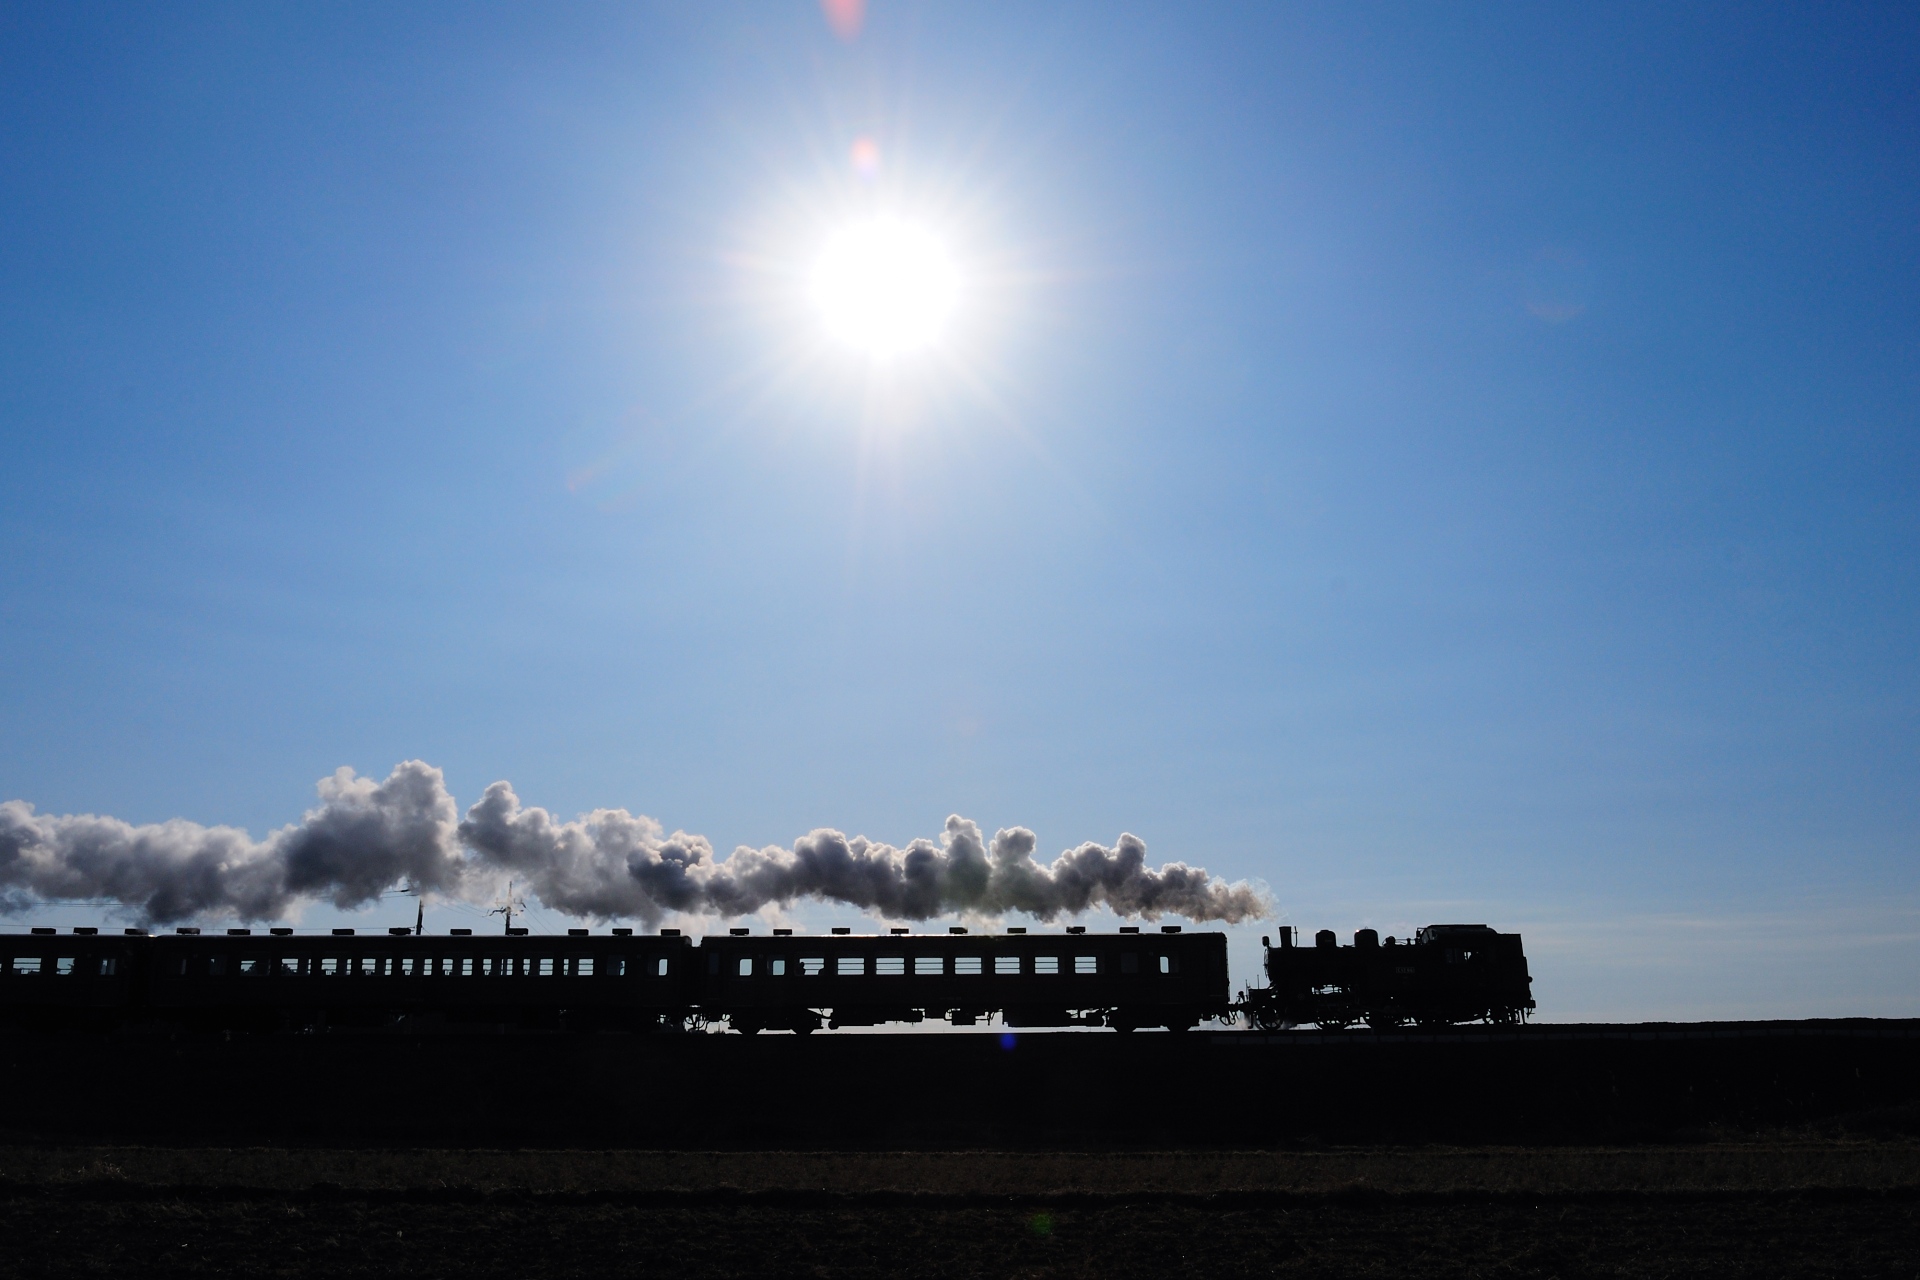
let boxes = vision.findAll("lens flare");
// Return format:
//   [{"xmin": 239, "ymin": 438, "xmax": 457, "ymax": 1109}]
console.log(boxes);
[
  {"xmin": 820, "ymin": 0, "xmax": 864, "ymax": 41},
  {"xmin": 809, "ymin": 217, "xmax": 959, "ymax": 357}
]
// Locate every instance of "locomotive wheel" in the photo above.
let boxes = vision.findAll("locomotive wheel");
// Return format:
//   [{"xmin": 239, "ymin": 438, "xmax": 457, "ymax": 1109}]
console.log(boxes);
[{"xmin": 1317, "ymin": 1017, "xmax": 1353, "ymax": 1031}]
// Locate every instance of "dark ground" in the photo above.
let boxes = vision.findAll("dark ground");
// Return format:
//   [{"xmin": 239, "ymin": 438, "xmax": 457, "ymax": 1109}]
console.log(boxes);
[
  {"xmin": 0, "ymin": 1023, "xmax": 1916, "ymax": 1276},
  {"xmin": 2, "ymin": 1187, "xmax": 1917, "ymax": 1278},
  {"xmin": 1, "ymin": 1148, "xmax": 1916, "ymax": 1278},
  {"xmin": 4, "ymin": 1021, "xmax": 1917, "ymax": 1147}
]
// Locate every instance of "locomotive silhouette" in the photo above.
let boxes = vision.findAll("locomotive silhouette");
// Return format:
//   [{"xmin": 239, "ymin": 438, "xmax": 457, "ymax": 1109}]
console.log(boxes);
[
  {"xmin": 0, "ymin": 922, "xmax": 1530, "ymax": 1032},
  {"xmin": 1241, "ymin": 924, "xmax": 1536, "ymax": 1030}
]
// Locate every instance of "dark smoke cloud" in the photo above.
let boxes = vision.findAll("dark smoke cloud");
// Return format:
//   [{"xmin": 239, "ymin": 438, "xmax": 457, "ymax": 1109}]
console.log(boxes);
[{"xmin": 0, "ymin": 763, "xmax": 1272, "ymax": 927}]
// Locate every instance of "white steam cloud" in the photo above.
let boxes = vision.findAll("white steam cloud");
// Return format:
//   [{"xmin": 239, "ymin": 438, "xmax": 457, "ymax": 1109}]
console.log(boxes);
[{"xmin": 0, "ymin": 762, "xmax": 1272, "ymax": 927}]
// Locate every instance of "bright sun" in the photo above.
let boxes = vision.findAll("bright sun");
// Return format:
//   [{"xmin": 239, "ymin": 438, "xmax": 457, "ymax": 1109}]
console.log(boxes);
[{"xmin": 810, "ymin": 217, "xmax": 960, "ymax": 357}]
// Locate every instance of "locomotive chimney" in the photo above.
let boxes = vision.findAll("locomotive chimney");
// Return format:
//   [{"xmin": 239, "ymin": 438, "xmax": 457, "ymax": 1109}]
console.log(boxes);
[{"xmin": 1279, "ymin": 926, "xmax": 1293, "ymax": 948}]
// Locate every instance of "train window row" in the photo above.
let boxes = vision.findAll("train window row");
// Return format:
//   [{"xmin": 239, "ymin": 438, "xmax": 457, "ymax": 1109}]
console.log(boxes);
[
  {"xmin": 721, "ymin": 953, "xmax": 1174, "ymax": 977},
  {"xmin": 9, "ymin": 951, "xmax": 1183, "ymax": 979},
  {"xmin": 4, "ymin": 956, "xmax": 123, "ymax": 977},
  {"xmin": 148, "ymin": 955, "xmax": 674, "ymax": 979}
]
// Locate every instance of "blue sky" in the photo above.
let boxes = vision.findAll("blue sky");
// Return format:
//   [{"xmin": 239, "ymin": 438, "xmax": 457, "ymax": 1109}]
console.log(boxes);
[{"xmin": 1, "ymin": 3, "xmax": 1915, "ymax": 1017}]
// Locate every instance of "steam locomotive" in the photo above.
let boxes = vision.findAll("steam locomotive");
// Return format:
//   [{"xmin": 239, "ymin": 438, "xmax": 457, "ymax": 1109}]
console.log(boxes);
[
  {"xmin": 0, "ymin": 921, "xmax": 1531, "ymax": 1033},
  {"xmin": 1241, "ymin": 925, "xmax": 1535, "ymax": 1030}
]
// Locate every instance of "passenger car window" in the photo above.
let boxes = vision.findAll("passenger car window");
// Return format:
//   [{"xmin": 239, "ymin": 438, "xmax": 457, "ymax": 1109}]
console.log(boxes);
[
  {"xmin": 836, "ymin": 956, "xmax": 866, "ymax": 976},
  {"xmin": 656, "ymin": 956, "xmax": 670, "ymax": 977},
  {"xmin": 1034, "ymin": 956, "xmax": 1059, "ymax": 975},
  {"xmin": 913, "ymin": 956, "xmax": 943, "ymax": 975},
  {"xmin": 12, "ymin": 957, "xmax": 40, "ymax": 975},
  {"xmin": 876, "ymin": 956, "xmax": 905, "ymax": 975},
  {"xmin": 954, "ymin": 956, "xmax": 982, "ymax": 975},
  {"xmin": 279, "ymin": 957, "xmax": 301, "ymax": 977},
  {"xmin": 994, "ymin": 956, "xmax": 1021, "ymax": 975},
  {"xmin": 770, "ymin": 958, "xmax": 786, "ymax": 976},
  {"xmin": 538, "ymin": 958, "xmax": 555, "ymax": 977},
  {"xmin": 737, "ymin": 957, "xmax": 754, "ymax": 977},
  {"xmin": 54, "ymin": 957, "xmax": 75, "ymax": 976},
  {"xmin": 1075, "ymin": 955, "xmax": 1098, "ymax": 975},
  {"xmin": 800, "ymin": 957, "xmax": 825, "ymax": 976},
  {"xmin": 1158, "ymin": 955, "xmax": 1176, "ymax": 974},
  {"xmin": 97, "ymin": 957, "xmax": 118, "ymax": 977},
  {"xmin": 207, "ymin": 957, "xmax": 228, "ymax": 977},
  {"xmin": 576, "ymin": 957, "xmax": 594, "ymax": 977}
]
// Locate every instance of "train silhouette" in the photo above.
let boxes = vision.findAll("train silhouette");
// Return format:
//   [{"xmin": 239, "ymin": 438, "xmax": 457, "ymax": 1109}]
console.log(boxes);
[{"xmin": 0, "ymin": 922, "xmax": 1530, "ymax": 1033}]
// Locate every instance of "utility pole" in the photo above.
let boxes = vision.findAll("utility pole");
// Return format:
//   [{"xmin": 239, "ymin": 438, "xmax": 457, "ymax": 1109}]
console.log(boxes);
[
  {"xmin": 489, "ymin": 880, "xmax": 524, "ymax": 935},
  {"xmin": 397, "ymin": 881, "xmax": 425, "ymax": 936}
]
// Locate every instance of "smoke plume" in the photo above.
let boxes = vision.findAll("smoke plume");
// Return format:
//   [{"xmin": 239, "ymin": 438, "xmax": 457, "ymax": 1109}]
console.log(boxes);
[
  {"xmin": 0, "ymin": 762, "xmax": 462, "ymax": 924},
  {"xmin": 0, "ymin": 762, "xmax": 1272, "ymax": 927}
]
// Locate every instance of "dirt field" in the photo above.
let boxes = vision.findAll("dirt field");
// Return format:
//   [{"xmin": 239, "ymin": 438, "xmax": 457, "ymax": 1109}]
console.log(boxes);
[
  {"xmin": 1, "ymin": 1144, "xmax": 1915, "ymax": 1278},
  {"xmin": 5, "ymin": 1142, "xmax": 1920, "ymax": 1195}
]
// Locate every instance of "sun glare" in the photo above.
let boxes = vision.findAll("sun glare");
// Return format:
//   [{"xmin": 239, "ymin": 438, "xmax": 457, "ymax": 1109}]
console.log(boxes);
[{"xmin": 810, "ymin": 217, "xmax": 960, "ymax": 357}]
